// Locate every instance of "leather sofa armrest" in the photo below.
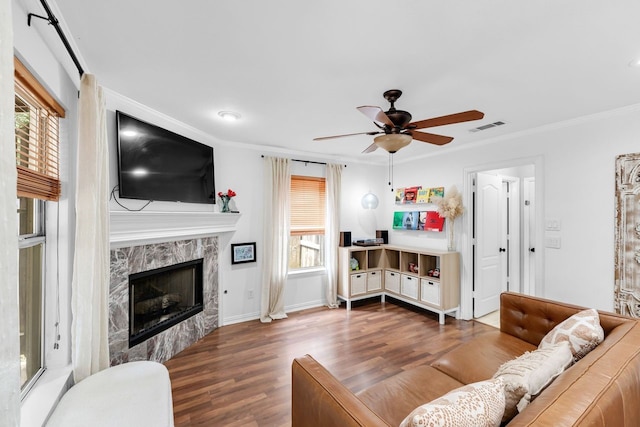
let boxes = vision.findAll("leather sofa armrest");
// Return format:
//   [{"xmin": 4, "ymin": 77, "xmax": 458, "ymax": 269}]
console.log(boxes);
[{"xmin": 292, "ymin": 355, "xmax": 390, "ymax": 427}]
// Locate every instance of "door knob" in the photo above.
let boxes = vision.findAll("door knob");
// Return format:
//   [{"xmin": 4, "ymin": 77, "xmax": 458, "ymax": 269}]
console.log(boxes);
[
  {"xmin": 499, "ymin": 248, "xmax": 506, "ymax": 252},
  {"xmin": 530, "ymin": 247, "xmax": 535, "ymax": 253}
]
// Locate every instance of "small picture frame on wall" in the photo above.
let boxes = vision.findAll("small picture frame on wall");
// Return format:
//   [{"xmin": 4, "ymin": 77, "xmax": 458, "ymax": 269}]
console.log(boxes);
[{"xmin": 231, "ymin": 242, "xmax": 257, "ymax": 265}]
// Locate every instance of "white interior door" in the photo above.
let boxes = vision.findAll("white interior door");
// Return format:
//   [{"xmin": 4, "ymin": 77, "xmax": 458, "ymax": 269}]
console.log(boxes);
[
  {"xmin": 474, "ymin": 172, "xmax": 503, "ymax": 317},
  {"xmin": 503, "ymin": 177, "xmax": 521, "ymax": 294},
  {"xmin": 523, "ymin": 177, "xmax": 536, "ymax": 294}
]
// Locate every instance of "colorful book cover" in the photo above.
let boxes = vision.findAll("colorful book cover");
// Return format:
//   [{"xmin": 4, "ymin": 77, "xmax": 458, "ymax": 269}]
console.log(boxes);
[
  {"xmin": 416, "ymin": 188, "xmax": 430, "ymax": 204},
  {"xmin": 402, "ymin": 186, "xmax": 420, "ymax": 204},
  {"xmin": 402, "ymin": 211, "xmax": 420, "ymax": 230},
  {"xmin": 424, "ymin": 210, "xmax": 445, "ymax": 232},
  {"xmin": 394, "ymin": 188, "xmax": 405, "ymax": 205},
  {"xmin": 418, "ymin": 211, "xmax": 427, "ymax": 230},
  {"xmin": 393, "ymin": 211, "xmax": 405, "ymax": 229},
  {"xmin": 428, "ymin": 187, "xmax": 444, "ymax": 203}
]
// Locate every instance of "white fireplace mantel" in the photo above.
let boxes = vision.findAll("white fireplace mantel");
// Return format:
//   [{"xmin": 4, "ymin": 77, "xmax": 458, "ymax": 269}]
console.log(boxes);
[{"xmin": 110, "ymin": 210, "xmax": 240, "ymax": 249}]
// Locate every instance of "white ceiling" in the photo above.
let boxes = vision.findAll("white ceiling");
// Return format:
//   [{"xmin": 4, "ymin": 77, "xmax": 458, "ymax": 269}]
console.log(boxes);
[{"xmin": 30, "ymin": 0, "xmax": 640, "ymax": 163}]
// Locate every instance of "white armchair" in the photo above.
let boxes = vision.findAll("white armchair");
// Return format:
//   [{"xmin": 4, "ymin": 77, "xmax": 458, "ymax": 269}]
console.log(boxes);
[{"xmin": 46, "ymin": 361, "xmax": 174, "ymax": 427}]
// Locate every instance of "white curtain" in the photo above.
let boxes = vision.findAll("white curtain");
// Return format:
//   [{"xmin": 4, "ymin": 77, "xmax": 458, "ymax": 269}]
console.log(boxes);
[
  {"xmin": 260, "ymin": 157, "xmax": 290, "ymax": 323},
  {"xmin": 71, "ymin": 74, "xmax": 110, "ymax": 383},
  {"xmin": 0, "ymin": 0, "xmax": 20, "ymax": 424},
  {"xmin": 325, "ymin": 163, "xmax": 342, "ymax": 308}
]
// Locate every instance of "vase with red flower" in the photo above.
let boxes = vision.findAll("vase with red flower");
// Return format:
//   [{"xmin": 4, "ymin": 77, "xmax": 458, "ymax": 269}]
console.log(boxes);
[{"xmin": 218, "ymin": 189, "xmax": 236, "ymax": 213}]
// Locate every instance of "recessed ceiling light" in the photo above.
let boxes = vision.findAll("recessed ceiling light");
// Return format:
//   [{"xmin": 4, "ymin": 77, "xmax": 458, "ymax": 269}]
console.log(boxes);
[
  {"xmin": 218, "ymin": 111, "xmax": 241, "ymax": 121},
  {"xmin": 628, "ymin": 58, "xmax": 640, "ymax": 68}
]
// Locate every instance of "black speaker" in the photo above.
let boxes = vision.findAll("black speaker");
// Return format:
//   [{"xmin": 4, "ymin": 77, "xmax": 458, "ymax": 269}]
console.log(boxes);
[
  {"xmin": 376, "ymin": 230, "xmax": 389, "ymax": 244},
  {"xmin": 339, "ymin": 231, "xmax": 351, "ymax": 247}
]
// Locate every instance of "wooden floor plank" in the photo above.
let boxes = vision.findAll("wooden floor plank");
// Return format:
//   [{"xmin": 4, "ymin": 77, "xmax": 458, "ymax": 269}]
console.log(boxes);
[{"xmin": 165, "ymin": 298, "xmax": 497, "ymax": 426}]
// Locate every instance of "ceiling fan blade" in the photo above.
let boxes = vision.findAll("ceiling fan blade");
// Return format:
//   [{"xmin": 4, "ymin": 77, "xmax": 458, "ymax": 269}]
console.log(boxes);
[
  {"xmin": 409, "ymin": 110, "xmax": 484, "ymax": 130},
  {"xmin": 357, "ymin": 106, "xmax": 394, "ymax": 127},
  {"xmin": 411, "ymin": 131, "xmax": 454, "ymax": 146},
  {"xmin": 362, "ymin": 143, "xmax": 378, "ymax": 154},
  {"xmin": 313, "ymin": 131, "xmax": 381, "ymax": 141}
]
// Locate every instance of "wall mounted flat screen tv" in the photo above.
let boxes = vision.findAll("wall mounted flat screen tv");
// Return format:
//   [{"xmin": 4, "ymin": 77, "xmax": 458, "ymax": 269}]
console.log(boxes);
[{"xmin": 116, "ymin": 111, "xmax": 215, "ymax": 204}]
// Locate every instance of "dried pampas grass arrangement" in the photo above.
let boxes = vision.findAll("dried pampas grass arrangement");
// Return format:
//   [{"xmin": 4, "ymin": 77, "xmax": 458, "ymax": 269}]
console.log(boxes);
[
  {"xmin": 432, "ymin": 185, "xmax": 464, "ymax": 220},
  {"xmin": 431, "ymin": 185, "xmax": 464, "ymax": 251}
]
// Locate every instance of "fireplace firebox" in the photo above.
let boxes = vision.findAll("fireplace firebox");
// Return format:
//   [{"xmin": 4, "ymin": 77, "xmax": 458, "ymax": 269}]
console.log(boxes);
[{"xmin": 129, "ymin": 258, "xmax": 204, "ymax": 347}]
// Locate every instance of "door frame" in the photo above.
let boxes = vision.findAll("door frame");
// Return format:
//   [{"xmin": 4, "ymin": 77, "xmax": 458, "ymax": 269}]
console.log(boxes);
[{"xmin": 460, "ymin": 156, "xmax": 545, "ymax": 320}]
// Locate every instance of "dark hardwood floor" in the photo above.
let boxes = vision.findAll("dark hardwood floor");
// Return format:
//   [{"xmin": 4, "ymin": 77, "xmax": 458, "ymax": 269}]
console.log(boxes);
[{"xmin": 164, "ymin": 298, "xmax": 497, "ymax": 426}]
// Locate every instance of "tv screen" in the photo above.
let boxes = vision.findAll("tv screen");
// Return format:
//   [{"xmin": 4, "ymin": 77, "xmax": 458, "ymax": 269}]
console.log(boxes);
[{"xmin": 116, "ymin": 111, "xmax": 215, "ymax": 204}]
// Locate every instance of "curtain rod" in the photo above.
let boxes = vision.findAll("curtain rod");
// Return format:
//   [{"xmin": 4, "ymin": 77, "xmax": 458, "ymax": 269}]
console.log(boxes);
[
  {"xmin": 261, "ymin": 155, "xmax": 346, "ymax": 167},
  {"xmin": 28, "ymin": 0, "xmax": 85, "ymax": 77}
]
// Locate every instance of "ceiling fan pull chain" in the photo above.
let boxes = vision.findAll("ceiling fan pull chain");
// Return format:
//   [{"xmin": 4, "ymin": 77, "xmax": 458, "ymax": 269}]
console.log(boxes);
[{"xmin": 389, "ymin": 152, "xmax": 394, "ymax": 191}]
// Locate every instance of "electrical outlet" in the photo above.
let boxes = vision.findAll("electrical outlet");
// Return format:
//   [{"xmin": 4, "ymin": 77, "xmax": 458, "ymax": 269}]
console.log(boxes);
[{"xmin": 247, "ymin": 289, "xmax": 254, "ymax": 299}]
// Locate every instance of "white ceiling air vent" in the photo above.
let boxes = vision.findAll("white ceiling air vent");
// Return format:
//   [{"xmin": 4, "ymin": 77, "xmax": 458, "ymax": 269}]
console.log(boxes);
[{"xmin": 469, "ymin": 121, "xmax": 506, "ymax": 132}]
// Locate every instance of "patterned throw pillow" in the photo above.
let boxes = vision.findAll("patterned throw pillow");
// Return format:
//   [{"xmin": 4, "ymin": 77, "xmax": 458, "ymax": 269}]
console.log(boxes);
[
  {"xmin": 492, "ymin": 341, "xmax": 573, "ymax": 422},
  {"xmin": 399, "ymin": 378, "xmax": 505, "ymax": 427},
  {"xmin": 539, "ymin": 308, "xmax": 604, "ymax": 361}
]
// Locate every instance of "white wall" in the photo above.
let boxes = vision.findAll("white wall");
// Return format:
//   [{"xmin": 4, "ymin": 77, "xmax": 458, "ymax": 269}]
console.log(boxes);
[
  {"xmin": 387, "ymin": 106, "xmax": 640, "ymax": 313},
  {"xmin": 105, "ymin": 90, "xmax": 387, "ymax": 324},
  {"xmin": 105, "ymin": 87, "xmax": 640, "ymax": 321}
]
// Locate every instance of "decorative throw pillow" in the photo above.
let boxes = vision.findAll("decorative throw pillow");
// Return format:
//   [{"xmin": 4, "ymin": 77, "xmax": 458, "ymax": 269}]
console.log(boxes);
[
  {"xmin": 399, "ymin": 378, "xmax": 505, "ymax": 427},
  {"xmin": 539, "ymin": 308, "xmax": 604, "ymax": 361},
  {"xmin": 492, "ymin": 341, "xmax": 572, "ymax": 422}
]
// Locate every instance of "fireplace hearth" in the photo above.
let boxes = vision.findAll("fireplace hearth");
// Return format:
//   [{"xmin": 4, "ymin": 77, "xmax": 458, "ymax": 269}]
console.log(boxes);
[{"xmin": 129, "ymin": 259, "xmax": 204, "ymax": 347}]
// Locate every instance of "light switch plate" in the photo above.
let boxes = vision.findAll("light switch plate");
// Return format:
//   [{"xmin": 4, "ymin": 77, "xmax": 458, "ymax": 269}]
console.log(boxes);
[
  {"xmin": 546, "ymin": 218, "xmax": 561, "ymax": 231},
  {"xmin": 545, "ymin": 236, "xmax": 561, "ymax": 249}
]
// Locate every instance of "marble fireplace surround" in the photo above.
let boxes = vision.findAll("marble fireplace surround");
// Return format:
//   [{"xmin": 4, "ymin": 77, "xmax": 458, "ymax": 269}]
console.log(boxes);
[
  {"xmin": 108, "ymin": 210, "xmax": 240, "ymax": 366},
  {"xmin": 109, "ymin": 237, "xmax": 218, "ymax": 366}
]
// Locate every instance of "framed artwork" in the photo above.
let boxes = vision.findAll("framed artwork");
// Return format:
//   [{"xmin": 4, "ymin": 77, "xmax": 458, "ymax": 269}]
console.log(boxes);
[
  {"xmin": 231, "ymin": 242, "xmax": 257, "ymax": 264},
  {"xmin": 615, "ymin": 153, "xmax": 640, "ymax": 318}
]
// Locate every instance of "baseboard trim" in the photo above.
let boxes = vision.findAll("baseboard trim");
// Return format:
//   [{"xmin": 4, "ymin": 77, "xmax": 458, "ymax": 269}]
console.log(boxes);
[{"xmin": 221, "ymin": 300, "xmax": 327, "ymax": 326}]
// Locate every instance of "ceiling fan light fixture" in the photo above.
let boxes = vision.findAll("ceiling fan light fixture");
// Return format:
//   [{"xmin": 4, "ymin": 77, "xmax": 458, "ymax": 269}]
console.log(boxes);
[{"xmin": 374, "ymin": 134, "xmax": 412, "ymax": 153}]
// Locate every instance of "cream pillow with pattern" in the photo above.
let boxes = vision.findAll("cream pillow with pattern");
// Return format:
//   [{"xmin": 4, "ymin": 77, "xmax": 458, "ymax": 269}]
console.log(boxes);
[
  {"xmin": 400, "ymin": 378, "xmax": 505, "ymax": 427},
  {"xmin": 539, "ymin": 308, "xmax": 604, "ymax": 361},
  {"xmin": 493, "ymin": 341, "xmax": 573, "ymax": 422}
]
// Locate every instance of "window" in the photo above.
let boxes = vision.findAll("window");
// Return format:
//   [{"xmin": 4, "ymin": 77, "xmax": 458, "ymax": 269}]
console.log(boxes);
[
  {"xmin": 18, "ymin": 197, "xmax": 45, "ymax": 391},
  {"xmin": 289, "ymin": 175, "xmax": 326, "ymax": 270},
  {"xmin": 14, "ymin": 57, "xmax": 64, "ymax": 395}
]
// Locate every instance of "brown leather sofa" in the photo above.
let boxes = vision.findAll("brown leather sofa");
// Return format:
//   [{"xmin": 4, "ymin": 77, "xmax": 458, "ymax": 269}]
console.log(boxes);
[{"xmin": 291, "ymin": 292, "xmax": 640, "ymax": 426}]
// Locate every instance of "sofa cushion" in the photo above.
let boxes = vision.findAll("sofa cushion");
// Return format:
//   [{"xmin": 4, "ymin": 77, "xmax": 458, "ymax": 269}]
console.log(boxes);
[
  {"xmin": 399, "ymin": 378, "xmax": 505, "ymax": 427},
  {"xmin": 492, "ymin": 341, "xmax": 573, "ymax": 422},
  {"xmin": 356, "ymin": 365, "xmax": 464, "ymax": 426},
  {"xmin": 431, "ymin": 329, "xmax": 536, "ymax": 385},
  {"xmin": 539, "ymin": 308, "xmax": 604, "ymax": 361}
]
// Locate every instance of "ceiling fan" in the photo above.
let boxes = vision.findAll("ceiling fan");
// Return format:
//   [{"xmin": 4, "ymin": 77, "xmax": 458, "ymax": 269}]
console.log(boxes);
[{"xmin": 314, "ymin": 89, "xmax": 485, "ymax": 154}]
